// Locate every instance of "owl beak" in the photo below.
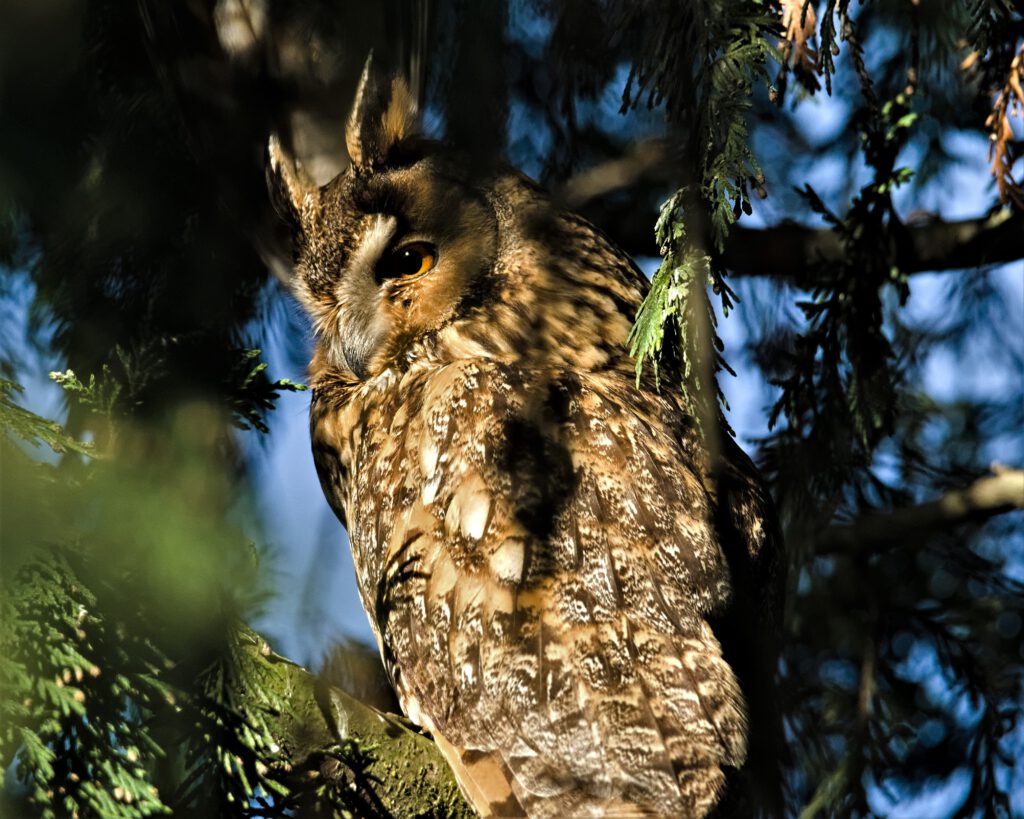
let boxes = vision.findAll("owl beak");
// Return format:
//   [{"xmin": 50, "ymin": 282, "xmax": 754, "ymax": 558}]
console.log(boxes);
[
  {"xmin": 335, "ymin": 296, "xmax": 388, "ymax": 380},
  {"xmin": 340, "ymin": 334, "xmax": 372, "ymax": 380}
]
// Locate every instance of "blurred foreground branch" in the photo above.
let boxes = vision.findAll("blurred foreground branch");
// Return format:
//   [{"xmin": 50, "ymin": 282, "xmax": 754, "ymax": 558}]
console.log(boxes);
[
  {"xmin": 559, "ymin": 140, "xmax": 675, "ymax": 207},
  {"xmin": 819, "ymin": 468, "xmax": 1024, "ymax": 555}
]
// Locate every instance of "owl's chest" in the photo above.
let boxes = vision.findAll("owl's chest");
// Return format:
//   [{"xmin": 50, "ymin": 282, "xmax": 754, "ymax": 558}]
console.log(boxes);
[{"xmin": 310, "ymin": 369, "xmax": 436, "ymax": 583}]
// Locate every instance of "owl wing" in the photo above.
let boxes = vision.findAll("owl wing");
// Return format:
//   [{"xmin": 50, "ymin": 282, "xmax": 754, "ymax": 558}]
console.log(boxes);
[{"xmin": 360, "ymin": 359, "xmax": 778, "ymax": 817}]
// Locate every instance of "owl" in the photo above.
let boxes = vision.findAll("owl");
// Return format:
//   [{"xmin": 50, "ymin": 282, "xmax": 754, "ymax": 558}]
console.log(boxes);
[{"xmin": 268, "ymin": 63, "xmax": 784, "ymax": 818}]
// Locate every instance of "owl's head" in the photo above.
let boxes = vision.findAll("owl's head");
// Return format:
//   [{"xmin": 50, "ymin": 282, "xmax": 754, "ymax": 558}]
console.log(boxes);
[
  {"xmin": 270, "ymin": 61, "xmax": 645, "ymax": 383},
  {"xmin": 268, "ymin": 62, "xmax": 502, "ymax": 381}
]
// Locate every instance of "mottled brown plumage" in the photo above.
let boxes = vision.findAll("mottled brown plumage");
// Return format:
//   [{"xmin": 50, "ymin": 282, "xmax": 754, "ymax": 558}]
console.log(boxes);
[{"xmin": 269, "ymin": 63, "xmax": 783, "ymax": 818}]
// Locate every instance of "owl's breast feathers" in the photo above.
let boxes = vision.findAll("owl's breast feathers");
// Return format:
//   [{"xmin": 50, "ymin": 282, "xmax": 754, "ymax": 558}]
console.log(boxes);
[{"xmin": 310, "ymin": 354, "xmax": 782, "ymax": 818}]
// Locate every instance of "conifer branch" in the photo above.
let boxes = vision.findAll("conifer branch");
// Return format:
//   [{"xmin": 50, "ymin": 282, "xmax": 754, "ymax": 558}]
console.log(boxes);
[{"xmin": 818, "ymin": 468, "xmax": 1024, "ymax": 555}]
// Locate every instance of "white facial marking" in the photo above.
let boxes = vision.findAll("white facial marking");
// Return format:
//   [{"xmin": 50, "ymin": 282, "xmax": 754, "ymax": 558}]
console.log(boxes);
[
  {"xmin": 346, "ymin": 214, "xmax": 397, "ymax": 282},
  {"xmin": 328, "ymin": 214, "xmax": 398, "ymax": 372}
]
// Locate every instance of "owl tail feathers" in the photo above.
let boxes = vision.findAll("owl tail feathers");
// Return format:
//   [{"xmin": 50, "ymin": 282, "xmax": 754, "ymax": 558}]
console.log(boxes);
[
  {"xmin": 346, "ymin": 53, "xmax": 422, "ymax": 171},
  {"xmin": 432, "ymin": 728, "xmax": 728, "ymax": 818},
  {"xmin": 430, "ymin": 730, "xmax": 528, "ymax": 817}
]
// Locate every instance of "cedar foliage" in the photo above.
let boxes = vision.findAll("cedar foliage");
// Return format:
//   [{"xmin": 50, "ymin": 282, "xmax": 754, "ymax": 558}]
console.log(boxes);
[{"xmin": 1, "ymin": 1, "xmax": 1022, "ymax": 817}]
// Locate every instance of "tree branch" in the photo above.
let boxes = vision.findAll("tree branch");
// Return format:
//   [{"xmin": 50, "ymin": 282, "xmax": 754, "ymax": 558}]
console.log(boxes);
[
  {"xmin": 236, "ymin": 629, "xmax": 474, "ymax": 817},
  {"xmin": 818, "ymin": 468, "xmax": 1024, "ymax": 555},
  {"xmin": 563, "ymin": 145, "xmax": 1024, "ymax": 278},
  {"xmin": 559, "ymin": 139, "xmax": 676, "ymax": 208},
  {"xmin": 723, "ymin": 209, "xmax": 1024, "ymax": 283}
]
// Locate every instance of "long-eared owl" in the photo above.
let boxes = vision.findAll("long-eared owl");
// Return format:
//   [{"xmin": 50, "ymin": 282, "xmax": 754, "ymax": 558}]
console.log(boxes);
[{"xmin": 268, "ymin": 62, "xmax": 783, "ymax": 818}]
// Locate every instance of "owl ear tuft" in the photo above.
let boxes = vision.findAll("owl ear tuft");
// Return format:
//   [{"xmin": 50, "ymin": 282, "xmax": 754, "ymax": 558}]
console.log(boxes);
[
  {"xmin": 267, "ymin": 133, "xmax": 319, "ymax": 235},
  {"xmin": 346, "ymin": 53, "xmax": 420, "ymax": 170}
]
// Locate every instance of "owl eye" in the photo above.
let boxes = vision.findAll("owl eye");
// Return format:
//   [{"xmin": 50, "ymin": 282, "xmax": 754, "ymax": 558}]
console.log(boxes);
[{"xmin": 380, "ymin": 242, "xmax": 437, "ymax": 280}]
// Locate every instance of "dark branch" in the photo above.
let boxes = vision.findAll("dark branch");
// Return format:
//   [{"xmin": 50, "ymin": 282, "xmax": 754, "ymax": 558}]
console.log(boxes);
[
  {"xmin": 563, "ymin": 146, "xmax": 1024, "ymax": 278},
  {"xmin": 723, "ymin": 209, "xmax": 1024, "ymax": 283},
  {"xmin": 818, "ymin": 468, "xmax": 1024, "ymax": 555},
  {"xmin": 588, "ymin": 204, "xmax": 1024, "ymax": 278}
]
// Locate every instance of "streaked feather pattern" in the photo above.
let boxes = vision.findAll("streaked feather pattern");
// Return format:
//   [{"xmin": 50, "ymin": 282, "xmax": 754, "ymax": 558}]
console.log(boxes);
[{"xmin": 310, "ymin": 355, "xmax": 778, "ymax": 816}]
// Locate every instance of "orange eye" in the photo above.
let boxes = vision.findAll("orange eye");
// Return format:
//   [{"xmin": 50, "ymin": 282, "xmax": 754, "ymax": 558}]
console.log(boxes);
[{"xmin": 383, "ymin": 242, "xmax": 437, "ymax": 279}]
